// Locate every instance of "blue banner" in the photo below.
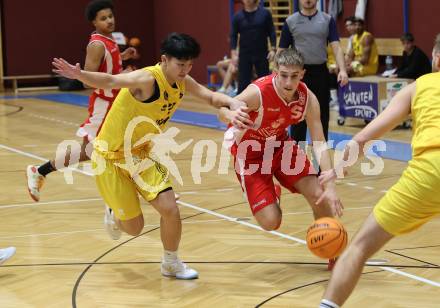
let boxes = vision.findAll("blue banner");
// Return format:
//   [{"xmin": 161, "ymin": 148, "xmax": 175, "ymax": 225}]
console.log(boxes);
[{"xmin": 338, "ymin": 82, "xmax": 378, "ymax": 120}]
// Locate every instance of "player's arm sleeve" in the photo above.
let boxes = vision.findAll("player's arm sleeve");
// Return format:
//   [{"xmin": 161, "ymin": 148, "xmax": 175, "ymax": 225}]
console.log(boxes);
[
  {"xmin": 327, "ymin": 17, "xmax": 340, "ymax": 43},
  {"xmin": 278, "ymin": 22, "xmax": 293, "ymax": 48}
]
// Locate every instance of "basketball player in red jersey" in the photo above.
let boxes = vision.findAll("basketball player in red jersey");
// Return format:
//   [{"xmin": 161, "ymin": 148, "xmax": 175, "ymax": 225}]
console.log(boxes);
[
  {"xmin": 26, "ymin": 0, "xmax": 136, "ymax": 202},
  {"xmin": 220, "ymin": 48, "xmax": 343, "ymax": 266}
]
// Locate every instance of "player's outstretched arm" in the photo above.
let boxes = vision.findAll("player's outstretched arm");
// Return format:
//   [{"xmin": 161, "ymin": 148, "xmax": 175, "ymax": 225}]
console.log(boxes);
[
  {"xmin": 52, "ymin": 58, "xmax": 148, "ymax": 90},
  {"xmin": 307, "ymin": 91, "xmax": 343, "ymax": 216},
  {"xmin": 319, "ymin": 82, "xmax": 415, "ymax": 186},
  {"xmin": 306, "ymin": 91, "xmax": 333, "ymax": 173},
  {"xmin": 185, "ymin": 75, "xmax": 246, "ymax": 110},
  {"xmin": 218, "ymin": 106, "xmax": 253, "ymax": 130}
]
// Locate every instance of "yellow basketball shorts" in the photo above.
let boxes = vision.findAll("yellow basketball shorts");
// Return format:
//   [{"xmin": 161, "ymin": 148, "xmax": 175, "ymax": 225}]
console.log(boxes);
[
  {"xmin": 374, "ymin": 150, "xmax": 440, "ymax": 235},
  {"xmin": 93, "ymin": 156, "xmax": 172, "ymax": 221}
]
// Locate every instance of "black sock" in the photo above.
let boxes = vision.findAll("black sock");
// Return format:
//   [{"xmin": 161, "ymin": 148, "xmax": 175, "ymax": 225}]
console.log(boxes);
[{"xmin": 38, "ymin": 161, "xmax": 56, "ymax": 176}]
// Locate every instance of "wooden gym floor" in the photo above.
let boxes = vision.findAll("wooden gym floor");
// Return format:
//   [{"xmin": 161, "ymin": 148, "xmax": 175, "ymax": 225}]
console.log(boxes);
[{"xmin": 0, "ymin": 91, "xmax": 439, "ymax": 307}]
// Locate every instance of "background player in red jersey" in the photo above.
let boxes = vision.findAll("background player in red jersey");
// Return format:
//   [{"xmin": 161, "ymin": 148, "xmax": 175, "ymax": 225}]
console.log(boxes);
[
  {"xmin": 219, "ymin": 48, "xmax": 343, "ymax": 234},
  {"xmin": 26, "ymin": 0, "xmax": 137, "ymax": 202}
]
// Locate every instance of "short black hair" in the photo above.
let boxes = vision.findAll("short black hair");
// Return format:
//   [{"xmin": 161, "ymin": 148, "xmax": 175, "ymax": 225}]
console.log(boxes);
[
  {"xmin": 85, "ymin": 0, "xmax": 113, "ymax": 22},
  {"xmin": 344, "ymin": 16, "xmax": 357, "ymax": 24},
  {"xmin": 160, "ymin": 33, "xmax": 201, "ymax": 60},
  {"xmin": 355, "ymin": 18, "xmax": 365, "ymax": 25},
  {"xmin": 401, "ymin": 33, "xmax": 415, "ymax": 42}
]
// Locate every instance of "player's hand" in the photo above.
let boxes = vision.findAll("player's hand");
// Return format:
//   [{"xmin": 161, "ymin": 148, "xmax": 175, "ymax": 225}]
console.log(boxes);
[
  {"xmin": 229, "ymin": 106, "xmax": 252, "ymax": 130},
  {"xmin": 122, "ymin": 47, "xmax": 138, "ymax": 60},
  {"xmin": 231, "ymin": 55, "xmax": 239, "ymax": 66},
  {"xmin": 318, "ymin": 169, "xmax": 337, "ymax": 186},
  {"xmin": 52, "ymin": 58, "xmax": 81, "ymax": 80},
  {"xmin": 267, "ymin": 50, "xmax": 276, "ymax": 61},
  {"xmin": 229, "ymin": 99, "xmax": 247, "ymax": 111},
  {"xmin": 337, "ymin": 70, "xmax": 349, "ymax": 86},
  {"xmin": 316, "ymin": 185, "xmax": 344, "ymax": 217}
]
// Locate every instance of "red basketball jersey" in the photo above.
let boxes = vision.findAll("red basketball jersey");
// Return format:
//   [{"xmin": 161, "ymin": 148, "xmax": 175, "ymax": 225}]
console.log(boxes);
[
  {"xmin": 227, "ymin": 73, "xmax": 309, "ymax": 157},
  {"xmin": 88, "ymin": 33, "xmax": 122, "ymax": 101}
]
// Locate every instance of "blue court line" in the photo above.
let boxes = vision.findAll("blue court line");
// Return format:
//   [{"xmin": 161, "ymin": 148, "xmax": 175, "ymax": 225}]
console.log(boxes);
[{"xmin": 1, "ymin": 92, "xmax": 412, "ymax": 162}]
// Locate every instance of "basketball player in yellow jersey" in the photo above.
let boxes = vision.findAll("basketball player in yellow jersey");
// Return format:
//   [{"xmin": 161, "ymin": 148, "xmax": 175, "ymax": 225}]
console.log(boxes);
[
  {"xmin": 53, "ymin": 33, "xmax": 245, "ymax": 280},
  {"xmin": 317, "ymin": 34, "xmax": 440, "ymax": 308},
  {"xmin": 346, "ymin": 18, "xmax": 378, "ymax": 77}
]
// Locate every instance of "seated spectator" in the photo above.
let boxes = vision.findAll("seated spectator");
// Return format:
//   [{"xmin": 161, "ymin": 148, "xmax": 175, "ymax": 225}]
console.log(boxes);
[
  {"xmin": 216, "ymin": 57, "xmax": 238, "ymax": 95},
  {"xmin": 344, "ymin": 16, "xmax": 357, "ymax": 64},
  {"xmin": 346, "ymin": 18, "xmax": 379, "ymax": 76},
  {"xmin": 389, "ymin": 33, "xmax": 432, "ymax": 79}
]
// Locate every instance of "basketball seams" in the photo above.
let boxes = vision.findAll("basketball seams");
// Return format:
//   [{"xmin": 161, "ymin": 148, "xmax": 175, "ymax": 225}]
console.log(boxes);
[{"xmin": 306, "ymin": 218, "xmax": 348, "ymax": 259}]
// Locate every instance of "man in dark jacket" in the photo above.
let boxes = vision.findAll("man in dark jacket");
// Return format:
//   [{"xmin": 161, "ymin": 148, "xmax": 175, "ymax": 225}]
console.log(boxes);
[{"xmin": 391, "ymin": 33, "xmax": 431, "ymax": 79}]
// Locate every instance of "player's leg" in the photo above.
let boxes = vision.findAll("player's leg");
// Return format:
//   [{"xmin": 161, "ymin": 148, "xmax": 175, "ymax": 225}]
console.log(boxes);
[
  {"xmin": 274, "ymin": 141, "xmax": 329, "ymax": 218},
  {"xmin": 216, "ymin": 58, "xmax": 230, "ymax": 80},
  {"xmin": 220, "ymin": 63, "xmax": 238, "ymax": 94},
  {"xmin": 149, "ymin": 188, "xmax": 181, "ymax": 252},
  {"xmin": 293, "ymin": 176, "xmax": 334, "ymax": 219},
  {"xmin": 320, "ymin": 213, "xmax": 393, "ymax": 307},
  {"xmin": 321, "ymin": 153, "xmax": 440, "ymax": 307},
  {"xmin": 235, "ymin": 156, "xmax": 282, "ymax": 231},
  {"xmin": 26, "ymin": 94, "xmax": 110, "ymax": 201},
  {"xmin": 95, "ymin": 158, "xmax": 145, "ymax": 239},
  {"xmin": 26, "ymin": 136, "xmax": 92, "ymax": 202},
  {"xmin": 136, "ymin": 161, "xmax": 198, "ymax": 279}
]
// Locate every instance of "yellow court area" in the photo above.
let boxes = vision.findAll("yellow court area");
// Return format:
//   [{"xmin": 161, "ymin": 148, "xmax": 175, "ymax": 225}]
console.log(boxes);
[{"xmin": 0, "ymin": 92, "xmax": 439, "ymax": 307}]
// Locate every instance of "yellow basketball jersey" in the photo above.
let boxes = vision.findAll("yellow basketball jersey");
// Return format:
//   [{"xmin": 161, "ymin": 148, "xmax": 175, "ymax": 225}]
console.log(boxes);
[
  {"xmin": 95, "ymin": 63, "xmax": 185, "ymax": 159},
  {"xmin": 352, "ymin": 31, "xmax": 379, "ymax": 75},
  {"xmin": 411, "ymin": 72, "xmax": 440, "ymax": 157}
]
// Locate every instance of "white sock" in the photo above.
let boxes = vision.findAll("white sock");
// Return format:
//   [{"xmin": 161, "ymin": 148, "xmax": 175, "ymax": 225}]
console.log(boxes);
[
  {"xmin": 330, "ymin": 89, "xmax": 338, "ymax": 102},
  {"xmin": 319, "ymin": 299, "xmax": 340, "ymax": 308},
  {"xmin": 163, "ymin": 250, "xmax": 178, "ymax": 263}
]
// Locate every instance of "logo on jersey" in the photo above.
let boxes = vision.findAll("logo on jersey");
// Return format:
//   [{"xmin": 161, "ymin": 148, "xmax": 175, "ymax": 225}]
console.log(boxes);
[{"xmin": 267, "ymin": 107, "xmax": 280, "ymax": 112}]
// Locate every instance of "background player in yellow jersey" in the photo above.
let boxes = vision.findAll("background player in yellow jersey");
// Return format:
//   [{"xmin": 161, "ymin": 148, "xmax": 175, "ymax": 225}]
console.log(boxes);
[
  {"xmin": 317, "ymin": 34, "xmax": 440, "ymax": 308},
  {"xmin": 53, "ymin": 33, "xmax": 245, "ymax": 280},
  {"xmin": 345, "ymin": 18, "xmax": 378, "ymax": 77}
]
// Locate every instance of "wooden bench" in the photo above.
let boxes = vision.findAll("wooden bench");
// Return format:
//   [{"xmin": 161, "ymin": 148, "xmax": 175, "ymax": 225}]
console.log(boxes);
[
  {"xmin": 340, "ymin": 37, "xmax": 402, "ymax": 56},
  {"xmin": 1, "ymin": 74, "xmax": 60, "ymax": 94}
]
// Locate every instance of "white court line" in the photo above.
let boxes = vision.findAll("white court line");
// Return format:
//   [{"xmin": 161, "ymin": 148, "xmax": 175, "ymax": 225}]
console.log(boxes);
[
  {"xmin": 380, "ymin": 267, "xmax": 440, "ymax": 288},
  {"xmin": 0, "ymin": 198, "xmax": 102, "ymax": 209},
  {"xmin": 3, "ymin": 143, "xmax": 439, "ymax": 287},
  {"xmin": 0, "ymin": 144, "xmax": 93, "ymax": 176},
  {"xmin": 216, "ymin": 188, "xmax": 234, "ymax": 192}
]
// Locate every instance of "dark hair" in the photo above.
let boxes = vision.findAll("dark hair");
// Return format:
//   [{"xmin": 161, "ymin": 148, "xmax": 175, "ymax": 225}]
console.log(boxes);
[
  {"xmin": 344, "ymin": 16, "xmax": 356, "ymax": 24},
  {"xmin": 160, "ymin": 33, "xmax": 201, "ymax": 60},
  {"xmin": 85, "ymin": 0, "xmax": 113, "ymax": 22},
  {"xmin": 355, "ymin": 18, "xmax": 365, "ymax": 25},
  {"xmin": 401, "ymin": 33, "xmax": 415, "ymax": 42}
]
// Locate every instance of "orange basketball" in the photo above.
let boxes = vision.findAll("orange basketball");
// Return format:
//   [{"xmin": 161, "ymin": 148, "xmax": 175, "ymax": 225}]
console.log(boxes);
[
  {"xmin": 129, "ymin": 37, "xmax": 141, "ymax": 47},
  {"xmin": 306, "ymin": 217, "xmax": 347, "ymax": 259}
]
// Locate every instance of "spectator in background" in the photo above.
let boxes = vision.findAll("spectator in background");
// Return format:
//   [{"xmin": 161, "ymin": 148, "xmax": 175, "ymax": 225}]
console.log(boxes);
[
  {"xmin": 346, "ymin": 18, "xmax": 379, "ymax": 77},
  {"xmin": 230, "ymin": 0, "xmax": 276, "ymax": 94},
  {"xmin": 278, "ymin": 0, "xmax": 348, "ymax": 142},
  {"xmin": 390, "ymin": 33, "xmax": 432, "ymax": 79},
  {"xmin": 344, "ymin": 16, "xmax": 357, "ymax": 62},
  {"xmin": 216, "ymin": 57, "xmax": 238, "ymax": 96}
]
